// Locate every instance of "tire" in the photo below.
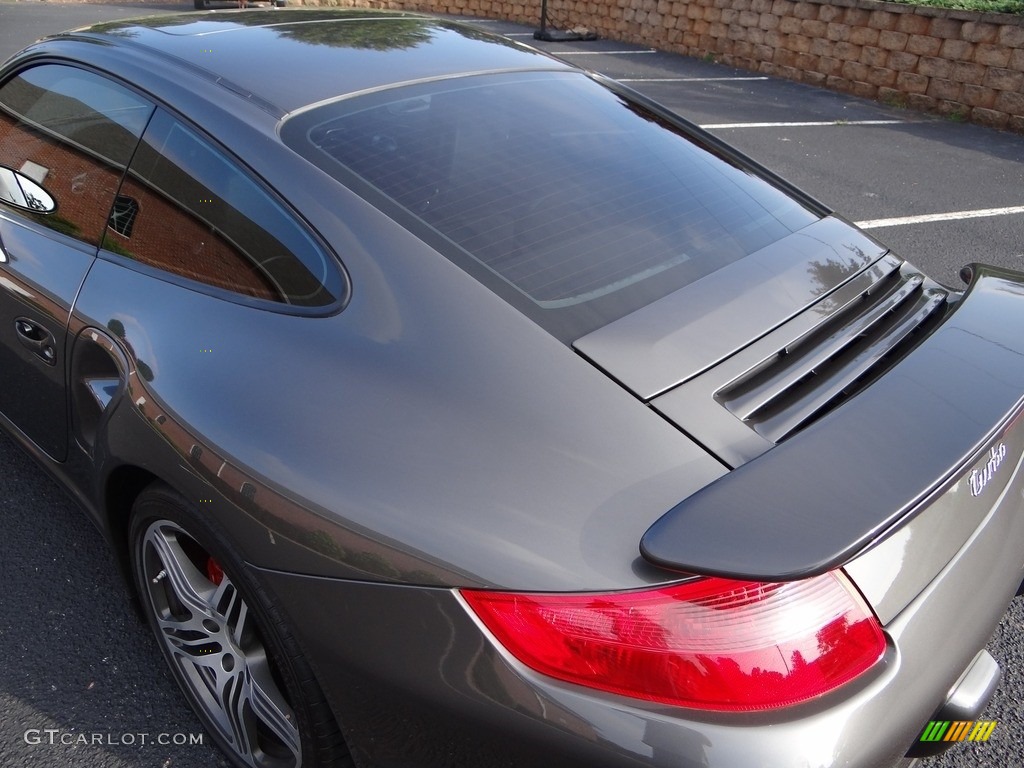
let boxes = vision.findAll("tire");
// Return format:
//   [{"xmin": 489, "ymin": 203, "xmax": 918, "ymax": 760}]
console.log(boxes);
[
  {"xmin": 194, "ymin": 0, "xmax": 208, "ymax": 8},
  {"xmin": 129, "ymin": 483, "xmax": 352, "ymax": 768}
]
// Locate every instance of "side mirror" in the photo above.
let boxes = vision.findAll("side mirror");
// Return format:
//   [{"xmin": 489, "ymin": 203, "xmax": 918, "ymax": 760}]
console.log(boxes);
[{"xmin": 0, "ymin": 165, "xmax": 57, "ymax": 214}]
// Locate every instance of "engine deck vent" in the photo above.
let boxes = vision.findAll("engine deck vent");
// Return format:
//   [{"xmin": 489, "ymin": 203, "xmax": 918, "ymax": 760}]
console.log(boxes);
[{"xmin": 716, "ymin": 261, "xmax": 950, "ymax": 443}]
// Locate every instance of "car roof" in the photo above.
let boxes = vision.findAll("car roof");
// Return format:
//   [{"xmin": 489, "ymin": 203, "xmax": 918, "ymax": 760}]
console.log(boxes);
[{"xmin": 61, "ymin": 11, "xmax": 573, "ymax": 115}]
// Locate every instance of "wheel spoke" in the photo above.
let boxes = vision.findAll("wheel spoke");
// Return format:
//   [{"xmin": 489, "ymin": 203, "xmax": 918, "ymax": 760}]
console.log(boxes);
[
  {"xmin": 176, "ymin": 654, "xmax": 221, "ymax": 703},
  {"xmin": 232, "ymin": 599, "xmax": 250, "ymax": 647},
  {"xmin": 221, "ymin": 666, "xmax": 254, "ymax": 759},
  {"xmin": 246, "ymin": 654, "xmax": 302, "ymax": 761},
  {"xmin": 219, "ymin": 647, "xmax": 302, "ymax": 764},
  {"xmin": 214, "ymin": 577, "xmax": 252, "ymax": 647},
  {"xmin": 147, "ymin": 526, "xmax": 215, "ymax": 617}
]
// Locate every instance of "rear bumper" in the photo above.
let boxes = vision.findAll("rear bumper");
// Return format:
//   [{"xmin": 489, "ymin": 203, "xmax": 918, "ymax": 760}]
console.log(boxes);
[{"xmin": 905, "ymin": 648, "xmax": 1000, "ymax": 758}]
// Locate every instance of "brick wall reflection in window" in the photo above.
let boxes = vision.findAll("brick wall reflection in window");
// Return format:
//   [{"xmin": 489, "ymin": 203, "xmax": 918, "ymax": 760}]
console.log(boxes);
[{"xmin": 0, "ymin": 65, "xmax": 154, "ymax": 246}]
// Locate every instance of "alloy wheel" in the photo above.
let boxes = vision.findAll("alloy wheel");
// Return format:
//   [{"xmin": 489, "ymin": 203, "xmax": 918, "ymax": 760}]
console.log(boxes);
[{"xmin": 139, "ymin": 520, "xmax": 302, "ymax": 768}]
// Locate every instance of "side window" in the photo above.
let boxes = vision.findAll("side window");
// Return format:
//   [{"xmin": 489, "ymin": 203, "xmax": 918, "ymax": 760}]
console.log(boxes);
[
  {"xmin": 104, "ymin": 110, "xmax": 339, "ymax": 307},
  {"xmin": 0, "ymin": 65, "xmax": 154, "ymax": 246}
]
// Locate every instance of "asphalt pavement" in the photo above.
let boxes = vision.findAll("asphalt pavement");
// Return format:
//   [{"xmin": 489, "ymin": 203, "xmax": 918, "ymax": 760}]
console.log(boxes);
[{"xmin": 1, "ymin": 3, "xmax": 1023, "ymax": 767}]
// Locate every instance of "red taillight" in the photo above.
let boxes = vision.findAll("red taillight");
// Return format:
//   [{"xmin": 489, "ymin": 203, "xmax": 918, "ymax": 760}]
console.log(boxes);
[{"xmin": 460, "ymin": 570, "xmax": 885, "ymax": 711}]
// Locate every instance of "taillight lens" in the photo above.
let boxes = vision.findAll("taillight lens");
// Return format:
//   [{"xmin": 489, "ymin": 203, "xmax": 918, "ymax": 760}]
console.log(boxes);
[{"xmin": 460, "ymin": 570, "xmax": 885, "ymax": 711}]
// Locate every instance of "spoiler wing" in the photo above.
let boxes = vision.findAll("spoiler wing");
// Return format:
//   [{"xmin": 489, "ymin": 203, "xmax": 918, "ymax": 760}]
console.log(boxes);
[{"xmin": 640, "ymin": 264, "xmax": 1024, "ymax": 581}]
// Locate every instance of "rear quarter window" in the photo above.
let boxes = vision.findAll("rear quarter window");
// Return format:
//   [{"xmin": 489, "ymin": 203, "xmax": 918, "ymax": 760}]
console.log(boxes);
[{"xmin": 103, "ymin": 109, "xmax": 343, "ymax": 310}]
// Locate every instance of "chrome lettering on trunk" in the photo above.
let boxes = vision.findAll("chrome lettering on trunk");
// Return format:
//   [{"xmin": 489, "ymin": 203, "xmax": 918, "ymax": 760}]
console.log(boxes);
[{"xmin": 969, "ymin": 443, "xmax": 1008, "ymax": 498}]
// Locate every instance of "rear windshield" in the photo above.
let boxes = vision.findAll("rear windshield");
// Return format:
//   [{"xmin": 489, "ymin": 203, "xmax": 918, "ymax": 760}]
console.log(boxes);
[{"xmin": 283, "ymin": 71, "xmax": 820, "ymax": 340}]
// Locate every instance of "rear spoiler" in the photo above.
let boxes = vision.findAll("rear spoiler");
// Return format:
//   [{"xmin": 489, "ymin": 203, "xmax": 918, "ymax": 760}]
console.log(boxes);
[{"xmin": 640, "ymin": 264, "xmax": 1024, "ymax": 581}]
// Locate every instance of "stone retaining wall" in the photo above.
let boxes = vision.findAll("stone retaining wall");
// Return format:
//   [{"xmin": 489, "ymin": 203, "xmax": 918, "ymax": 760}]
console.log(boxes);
[{"xmin": 306, "ymin": 0, "xmax": 1024, "ymax": 131}]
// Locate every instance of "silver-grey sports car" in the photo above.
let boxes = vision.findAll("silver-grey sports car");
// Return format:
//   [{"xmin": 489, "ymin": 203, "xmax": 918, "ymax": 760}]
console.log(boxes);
[{"xmin": 1, "ymin": 10, "xmax": 1022, "ymax": 768}]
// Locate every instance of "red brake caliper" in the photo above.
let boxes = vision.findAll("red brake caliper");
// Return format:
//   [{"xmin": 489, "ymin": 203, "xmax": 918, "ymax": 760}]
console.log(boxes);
[{"xmin": 206, "ymin": 556, "xmax": 225, "ymax": 586}]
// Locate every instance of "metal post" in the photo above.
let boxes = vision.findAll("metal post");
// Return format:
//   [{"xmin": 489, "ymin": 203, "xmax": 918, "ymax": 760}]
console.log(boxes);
[{"xmin": 533, "ymin": 0, "xmax": 598, "ymax": 42}]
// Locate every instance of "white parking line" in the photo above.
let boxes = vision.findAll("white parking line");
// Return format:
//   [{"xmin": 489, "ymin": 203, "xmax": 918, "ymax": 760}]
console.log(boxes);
[
  {"xmin": 855, "ymin": 206, "xmax": 1024, "ymax": 229},
  {"xmin": 556, "ymin": 50, "xmax": 658, "ymax": 55},
  {"xmin": 701, "ymin": 120, "xmax": 906, "ymax": 129},
  {"xmin": 619, "ymin": 77, "xmax": 770, "ymax": 82}
]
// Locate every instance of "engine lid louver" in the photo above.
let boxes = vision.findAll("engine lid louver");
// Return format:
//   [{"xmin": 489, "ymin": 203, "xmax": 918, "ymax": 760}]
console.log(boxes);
[
  {"xmin": 716, "ymin": 262, "xmax": 949, "ymax": 443},
  {"xmin": 651, "ymin": 255, "xmax": 953, "ymax": 468}
]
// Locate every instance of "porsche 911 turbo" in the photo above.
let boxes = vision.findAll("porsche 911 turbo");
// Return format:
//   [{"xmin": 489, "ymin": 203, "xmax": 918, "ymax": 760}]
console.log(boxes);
[{"xmin": 1, "ymin": 10, "xmax": 1023, "ymax": 768}]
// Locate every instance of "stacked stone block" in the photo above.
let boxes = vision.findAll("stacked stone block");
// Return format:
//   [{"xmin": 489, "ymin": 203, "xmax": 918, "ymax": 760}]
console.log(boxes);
[{"xmin": 308, "ymin": 0, "xmax": 1024, "ymax": 132}]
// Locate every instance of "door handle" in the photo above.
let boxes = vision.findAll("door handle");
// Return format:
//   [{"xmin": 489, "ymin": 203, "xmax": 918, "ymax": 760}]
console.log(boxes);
[{"xmin": 14, "ymin": 317, "xmax": 56, "ymax": 366}]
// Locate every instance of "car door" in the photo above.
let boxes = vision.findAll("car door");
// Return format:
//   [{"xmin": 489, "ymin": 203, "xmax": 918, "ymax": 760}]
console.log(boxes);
[{"xmin": 0, "ymin": 64, "xmax": 154, "ymax": 460}]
